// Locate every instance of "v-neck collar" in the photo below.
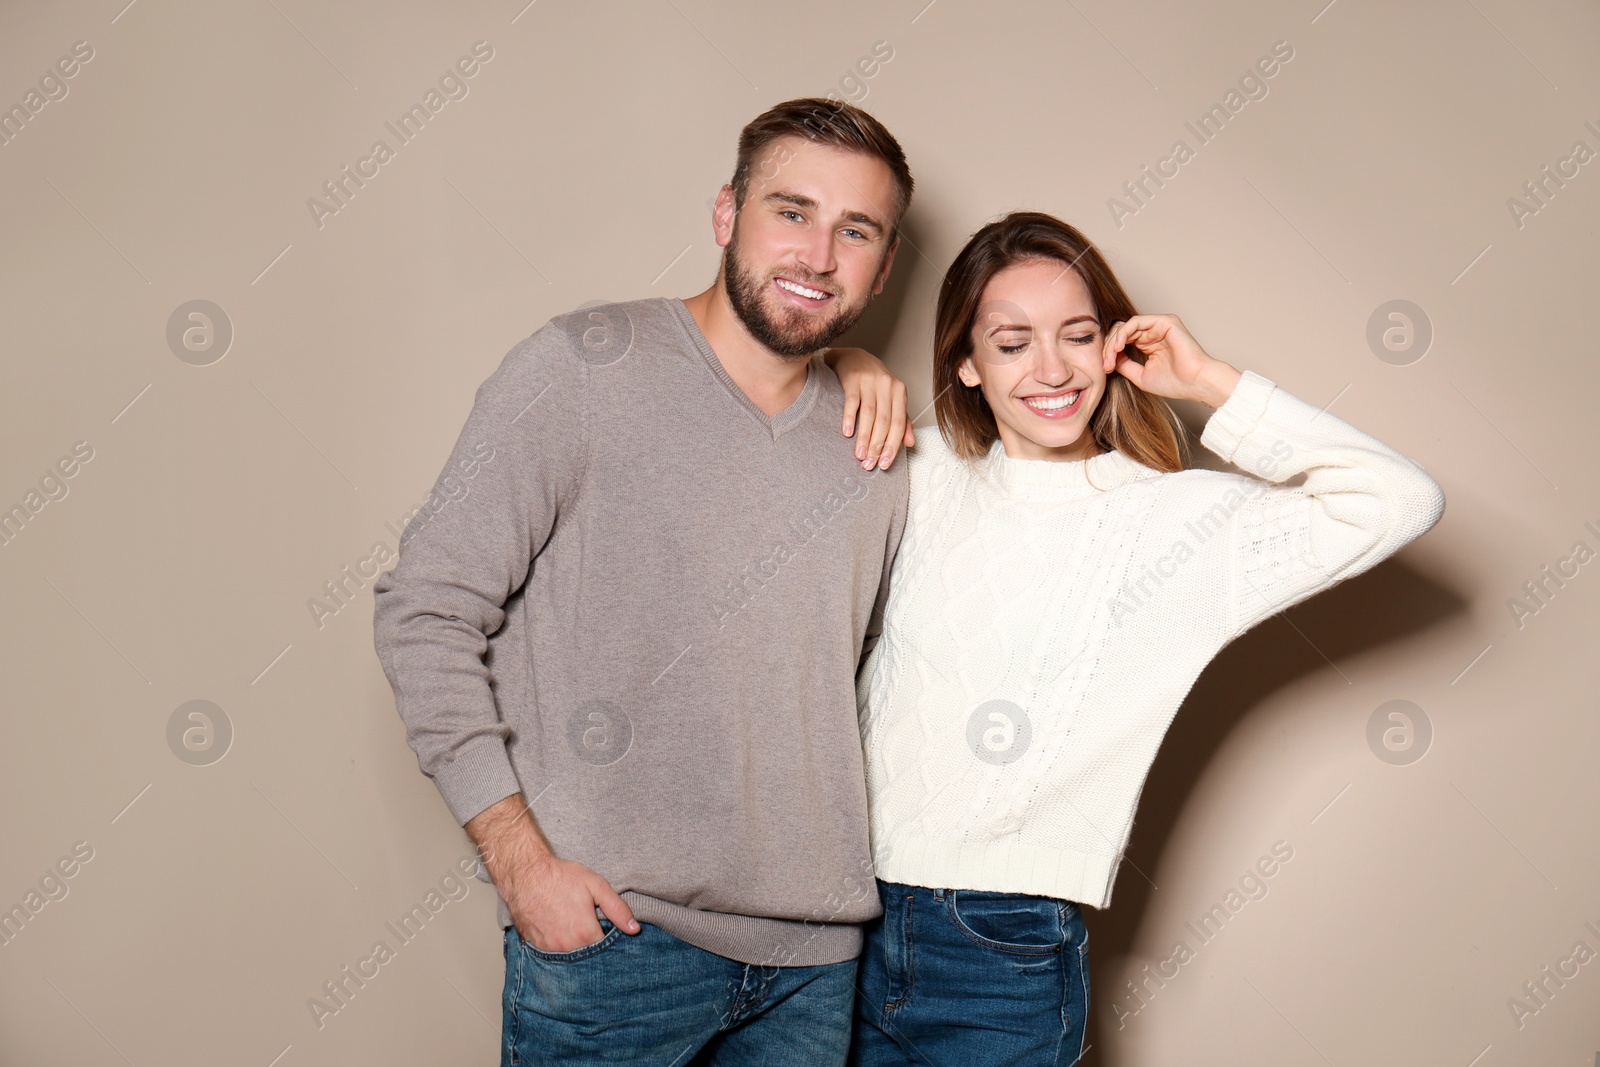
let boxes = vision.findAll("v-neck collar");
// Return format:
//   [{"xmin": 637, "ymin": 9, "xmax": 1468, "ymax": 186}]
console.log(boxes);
[{"xmin": 669, "ymin": 298, "xmax": 820, "ymax": 440}]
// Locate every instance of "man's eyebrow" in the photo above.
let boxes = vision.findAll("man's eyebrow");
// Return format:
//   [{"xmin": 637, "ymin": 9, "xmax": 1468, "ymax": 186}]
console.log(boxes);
[
  {"xmin": 763, "ymin": 192, "xmax": 887, "ymax": 237},
  {"xmin": 840, "ymin": 209, "xmax": 887, "ymax": 237},
  {"xmin": 765, "ymin": 192, "xmax": 817, "ymax": 211}
]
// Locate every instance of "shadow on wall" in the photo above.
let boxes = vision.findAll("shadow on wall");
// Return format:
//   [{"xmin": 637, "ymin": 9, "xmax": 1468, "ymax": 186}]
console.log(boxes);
[
  {"xmin": 1080, "ymin": 555, "xmax": 1466, "ymax": 1063},
  {"xmin": 831, "ymin": 211, "xmax": 935, "ymax": 362}
]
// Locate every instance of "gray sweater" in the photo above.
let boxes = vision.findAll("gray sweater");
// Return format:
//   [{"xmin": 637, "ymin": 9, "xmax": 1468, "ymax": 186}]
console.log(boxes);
[{"xmin": 372, "ymin": 297, "xmax": 908, "ymax": 966}]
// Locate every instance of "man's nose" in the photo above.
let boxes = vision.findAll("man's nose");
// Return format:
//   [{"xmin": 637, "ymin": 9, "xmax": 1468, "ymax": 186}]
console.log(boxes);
[{"xmin": 795, "ymin": 227, "xmax": 837, "ymax": 278}]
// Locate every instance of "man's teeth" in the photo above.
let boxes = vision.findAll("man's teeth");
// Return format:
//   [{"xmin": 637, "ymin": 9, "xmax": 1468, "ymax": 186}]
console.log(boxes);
[
  {"xmin": 776, "ymin": 278, "xmax": 829, "ymax": 300},
  {"xmin": 1023, "ymin": 391, "xmax": 1081, "ymax": 411}
]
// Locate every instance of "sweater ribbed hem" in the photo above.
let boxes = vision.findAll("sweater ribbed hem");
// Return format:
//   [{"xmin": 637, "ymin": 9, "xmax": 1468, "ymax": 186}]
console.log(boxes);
[
  {"xmin": 494, "ymin": 891, "xmax": 864, "ymax": 967},
  {"xmin": 1199, "ymin": 369, "xmax": 1276, "ymax": 463},
  {"xmin": 875, "ymin": 831, "xmax": 1120, "ymax": 909},
  {"xmin": 430, "ymin": 734, "xmax": 522, "ymax": 827}
]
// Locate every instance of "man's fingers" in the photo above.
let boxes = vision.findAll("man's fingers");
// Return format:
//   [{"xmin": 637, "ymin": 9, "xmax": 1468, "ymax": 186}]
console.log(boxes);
[
  {"xmin": 511, "ymin": 906, "xmax": 593, "ymax": 953},
  {"xmin": 590, "ymin": 877, "xmax": 641, "ymax": 934}
]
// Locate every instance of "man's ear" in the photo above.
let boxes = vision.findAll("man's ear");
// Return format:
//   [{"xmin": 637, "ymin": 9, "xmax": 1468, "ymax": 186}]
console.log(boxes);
[
  {"xmin": 957, "ymin": 355, "xmax": 981, "ymax": 388},
  {"xmin": 712, "ymin": 185, "xmax": 737, "ymax": 248},
  {"xmin": 871, "ymin": 236, "xmax": 900, "ymax": 296}
]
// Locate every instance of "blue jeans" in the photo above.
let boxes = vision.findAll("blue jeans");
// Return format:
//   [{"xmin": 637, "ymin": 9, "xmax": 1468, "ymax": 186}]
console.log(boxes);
[
  {"xmin": 501, "ymin": 919, "xmax": 856, "ymax": 1066},
  {"xmin": 850, "ymin": 880, "xmax": 1090, "ymax": 1067}
]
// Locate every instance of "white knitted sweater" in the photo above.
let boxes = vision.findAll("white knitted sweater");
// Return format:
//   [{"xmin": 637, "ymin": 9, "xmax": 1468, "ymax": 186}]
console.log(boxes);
[{"xmin": 857, "ymin": 369, "xmax": 1444, "ymax": 908}]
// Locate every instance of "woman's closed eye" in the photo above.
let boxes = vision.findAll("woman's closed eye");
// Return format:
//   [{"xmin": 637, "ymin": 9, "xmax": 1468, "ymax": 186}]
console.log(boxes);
[{"xmin": 995, "ymin": 334, "xmax": 1095, "ymax": 354}]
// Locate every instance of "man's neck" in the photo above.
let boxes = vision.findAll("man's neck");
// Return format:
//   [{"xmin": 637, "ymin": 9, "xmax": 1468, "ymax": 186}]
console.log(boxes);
[{"xmin": 681, "ymin": 281, "xmax": 812, "ymax": 418}]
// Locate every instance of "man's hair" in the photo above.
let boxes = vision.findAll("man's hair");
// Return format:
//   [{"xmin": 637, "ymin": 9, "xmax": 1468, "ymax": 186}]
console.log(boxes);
[{"xmin": 730, "ymin": 98, "xmax": 914, "ymax": 237}]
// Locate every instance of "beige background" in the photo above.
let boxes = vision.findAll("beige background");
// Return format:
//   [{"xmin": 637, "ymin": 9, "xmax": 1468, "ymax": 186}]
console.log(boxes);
[{"xmin": 2, "ymin": 0, "xmax": 1596, "ymax": 1064}]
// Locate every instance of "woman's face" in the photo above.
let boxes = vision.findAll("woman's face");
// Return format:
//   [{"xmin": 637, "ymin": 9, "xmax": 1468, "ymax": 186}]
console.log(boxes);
[{"xmin": 957, "ymin": 258, "xmax": 1116, "ymax": 462}]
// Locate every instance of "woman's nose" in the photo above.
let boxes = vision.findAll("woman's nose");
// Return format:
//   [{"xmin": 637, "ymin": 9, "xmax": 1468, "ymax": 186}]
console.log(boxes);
[{"xmin": 1033, "ymin": 341, "xmax": 1069, "ymax": 385}]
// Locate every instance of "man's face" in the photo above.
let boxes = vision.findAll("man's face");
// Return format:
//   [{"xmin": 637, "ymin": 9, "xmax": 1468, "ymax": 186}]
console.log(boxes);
[{"xmin": 714, "ymin": 135, "xmax": 900, "ymax": 359}]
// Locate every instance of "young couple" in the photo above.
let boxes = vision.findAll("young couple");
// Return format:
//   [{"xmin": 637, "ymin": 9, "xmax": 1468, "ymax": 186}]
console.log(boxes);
[{"xmin": 372, "ymin": 98, "xmax": 1443, "ymax": 1067}]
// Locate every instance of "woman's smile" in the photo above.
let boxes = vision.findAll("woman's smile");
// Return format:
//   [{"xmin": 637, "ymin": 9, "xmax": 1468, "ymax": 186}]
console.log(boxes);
[{"xmin": 1017, "ymin": 387, "xmax": 1086, "ymax": 419}]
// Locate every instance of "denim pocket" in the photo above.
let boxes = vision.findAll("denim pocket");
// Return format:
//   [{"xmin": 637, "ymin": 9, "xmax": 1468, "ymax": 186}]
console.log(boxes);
[
  {"xmin": 946, "ymin": 890, "xmax": 1065, "ymax": 955},
  {"xmin": 516, "ymin": 917, "xmax": 622, "ymax": 962}
]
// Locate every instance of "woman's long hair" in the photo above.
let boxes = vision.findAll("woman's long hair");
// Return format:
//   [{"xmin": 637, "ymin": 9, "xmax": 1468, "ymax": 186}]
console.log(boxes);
[{"xmin": 933, "ymin": 211, "xmax": 1186, "ymax": 473}]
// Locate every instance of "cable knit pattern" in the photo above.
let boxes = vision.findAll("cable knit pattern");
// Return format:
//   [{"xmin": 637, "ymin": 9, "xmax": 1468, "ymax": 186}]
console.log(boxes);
[{"xmin": 857, "ymin": 370, "xmax": 1444, "ymax": 908}]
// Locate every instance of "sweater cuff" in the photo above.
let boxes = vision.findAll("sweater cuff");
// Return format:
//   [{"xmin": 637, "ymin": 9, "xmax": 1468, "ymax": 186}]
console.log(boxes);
[
  {"xmin": 430, "ymin": 734, "xmax": 524, "ymax": 827},
  {"xmin": 1199, "ymin": 369, "xmax": 1276, "ymax": 464}
]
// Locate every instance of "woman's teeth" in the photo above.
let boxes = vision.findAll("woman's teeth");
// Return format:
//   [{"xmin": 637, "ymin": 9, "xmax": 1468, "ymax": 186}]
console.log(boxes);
[
  {"xmin": 1023, "ymin": 391, "xmax": 1080, "ymax": 412},
  {"xmin": 776, "ymin": 278, "xmax": 829, "ymax": 300}
]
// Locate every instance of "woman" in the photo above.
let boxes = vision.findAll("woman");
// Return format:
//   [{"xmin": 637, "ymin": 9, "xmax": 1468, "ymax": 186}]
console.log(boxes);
[{"xmin": 827, "ymin": 211, "xmax": 1444, "ymax": 1065}]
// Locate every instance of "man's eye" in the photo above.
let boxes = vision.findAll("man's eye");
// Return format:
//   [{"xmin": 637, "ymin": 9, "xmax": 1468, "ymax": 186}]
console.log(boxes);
[
  {"xmin": 842, "ymin": 228, "xmax": 866, "ymax": 240},
  {"xmin": 781, "ymin": 210, "xmax": 804, "ymax": 221}
]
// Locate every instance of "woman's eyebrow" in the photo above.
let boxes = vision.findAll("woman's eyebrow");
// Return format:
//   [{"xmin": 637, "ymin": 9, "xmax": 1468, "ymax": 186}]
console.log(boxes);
[{"xmin": 985, "ymin": 315, "xmax": 1099, "ymax": 334}]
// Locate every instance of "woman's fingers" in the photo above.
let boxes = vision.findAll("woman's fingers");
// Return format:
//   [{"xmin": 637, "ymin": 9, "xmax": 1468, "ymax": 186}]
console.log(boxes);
[
  {"xmin": 874, "ymin": 383, "xmax": 909, "ymax": 469},
  {"xmin": 852, "ymin": 379, "xmax": 915, "ymax": 469},
  {"xmin": 854, "ymin": 386, "xmax": 880, "ymax": 462},
  {"xmin": 1112, "ymin": 350, "xmax": 1145, "ymax": 386},
  {"xmin": 863, "ymin": 381, "xmax": 893, "ymax": 468},
  {"xmin": 1119, "ymin": 316, "xmax": 1168, "ymax": 352},
  {"xmin": 1107, "ymin": 319, "xmax": 1134, "ymax": 356}
]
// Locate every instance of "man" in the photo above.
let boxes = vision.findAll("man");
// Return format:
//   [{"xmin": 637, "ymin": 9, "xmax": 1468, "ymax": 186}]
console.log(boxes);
[{"xmin": 372, "ymin": 98, "xmax": 914, "ymax": 1065}]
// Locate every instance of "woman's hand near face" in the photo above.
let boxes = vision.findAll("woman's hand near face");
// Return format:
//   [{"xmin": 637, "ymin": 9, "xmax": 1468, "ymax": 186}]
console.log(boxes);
[
  {"xmin": 824, "ymin": 347, "xmax": 916, "ymax": 469},
  {"xmin": 1103, "ymin": 314, "xmax": 1243, "ymax": 409}
]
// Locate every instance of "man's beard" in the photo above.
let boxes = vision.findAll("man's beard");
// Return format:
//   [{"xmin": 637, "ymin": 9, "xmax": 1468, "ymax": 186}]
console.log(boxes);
[{"xmin": 723, "ymin": 223, "xmax": 877, "ymax": 358}]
